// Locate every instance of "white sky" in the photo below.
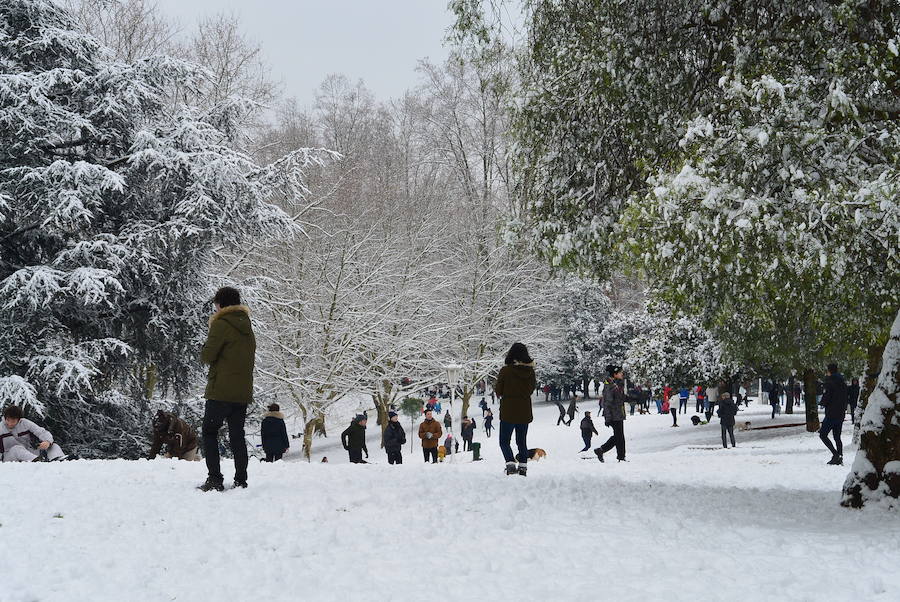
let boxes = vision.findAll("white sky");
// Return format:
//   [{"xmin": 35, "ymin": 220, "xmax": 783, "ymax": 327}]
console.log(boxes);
[{"xmin": 154, "ymin": 0, "xmax": 457, "ymax": 108}]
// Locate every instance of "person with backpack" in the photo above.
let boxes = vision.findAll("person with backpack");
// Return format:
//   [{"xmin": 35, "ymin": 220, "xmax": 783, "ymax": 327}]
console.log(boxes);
[
  {"xmin": 495, "ymin": 342, "xmax": 537, "ymax": 476},
  {"xmin": 383, "ymin": 411, "xmax": 406, "ymax": 465},
  {"xmin": 717, "ymin": 392, "xmax": 738, "ymax": 448},
  {"xmin": 460, "ymin": 416, "xmax": 476, "ymax": 451},
  {"xmin": 259, "ymin": 403, "xmax": 289, "ymax": 462},
  {"xmin": 595, "ymin": 365, "xmax": 627, "ymax": 463},
  {"xmin": 484, "ymin": 409, "xmax": 494, "ymax": 437},
  {"xmin": 819, "ymin": 363, "xmax": 849, "ymax": 465},
  {"xmin": 580, "ymin": 411, "xmax": 598, "ymax": 452},
  {"xmin": 0, "ymin": 405, "xmax": 66, "ymax": 462},
  {"xmin": 198, "ymin": 286, "xmax": 256, "ymax": 492}
]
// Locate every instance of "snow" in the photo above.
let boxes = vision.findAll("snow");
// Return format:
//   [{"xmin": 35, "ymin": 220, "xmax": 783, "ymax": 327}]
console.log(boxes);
[{"xmin": 2, "ymin": 402, "xmax": 897, "ymax": 602}]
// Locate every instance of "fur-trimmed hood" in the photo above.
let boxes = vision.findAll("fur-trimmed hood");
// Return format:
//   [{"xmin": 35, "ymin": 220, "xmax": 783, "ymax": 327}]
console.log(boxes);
[
  {"xmin": 209, "ymin": 304, "xmax": 252, "ymax": 334},
  {"xmin": 263, "ymin": 411, "xmax": 284, "ymax": 420}
]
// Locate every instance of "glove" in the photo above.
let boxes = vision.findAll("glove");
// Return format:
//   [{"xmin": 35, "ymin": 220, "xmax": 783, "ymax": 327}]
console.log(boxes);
[{"xmin": 426, "ymin": 432, "xmax": 433, "ymax": 439}]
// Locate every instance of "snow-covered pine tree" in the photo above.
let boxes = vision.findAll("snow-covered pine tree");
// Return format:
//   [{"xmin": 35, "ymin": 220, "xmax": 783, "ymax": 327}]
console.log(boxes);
[{"xmin": 0, "ymin": 0, "xmax": 297, "ymax": 457}]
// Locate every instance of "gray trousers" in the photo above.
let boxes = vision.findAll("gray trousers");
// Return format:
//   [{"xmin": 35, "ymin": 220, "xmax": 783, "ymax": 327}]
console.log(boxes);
[{"xmin": 2, "ymin": 443, "xmax": 65, "ymax": 462}]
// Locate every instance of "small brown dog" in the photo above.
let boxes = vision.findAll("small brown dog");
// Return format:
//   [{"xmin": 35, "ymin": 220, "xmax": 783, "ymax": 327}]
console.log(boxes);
[{"xmin": 530, "ymin": 448, "xmax": 547, "ymax": 461}]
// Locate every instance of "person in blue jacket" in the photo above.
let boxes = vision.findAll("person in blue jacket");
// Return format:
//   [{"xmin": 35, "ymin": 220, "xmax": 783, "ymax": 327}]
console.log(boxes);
[{"xmin": 260, "ymin": 403, "xmax": 289, "ymax": 462}]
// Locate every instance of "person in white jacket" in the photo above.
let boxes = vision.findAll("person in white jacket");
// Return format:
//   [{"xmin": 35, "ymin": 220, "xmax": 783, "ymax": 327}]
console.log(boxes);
[{"xmin": 0, "ymin": 406, "xmax": 66, "ymax": 462}]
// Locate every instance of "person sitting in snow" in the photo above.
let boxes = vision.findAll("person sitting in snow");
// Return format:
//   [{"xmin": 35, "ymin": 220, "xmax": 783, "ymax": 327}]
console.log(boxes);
[
  {"xmin": 260, "ymin": 403, "xmax": 290, "ymax": 462},
  {"xmin": 1, "ymin": 405, "xmax": 66, "ymax": 462},
  {"xmin": 149, "ymin": 410, "xmax": 198, "ymax": 460},
  {"xmin": 340, "ymin": 415, "xmax": 369, "ymax": 464}
]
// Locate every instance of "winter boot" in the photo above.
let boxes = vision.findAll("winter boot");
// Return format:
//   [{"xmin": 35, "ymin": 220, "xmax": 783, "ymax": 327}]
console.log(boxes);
[
  {"xmin": 517, "ymin": 464, "xmax": 527, "ymax": 477},
  {"xmin": 505, "ymin": 462, "xmax": 517, "ymax": 475},
  {"xmin": 827, "ymin": 455, "xmax": 843, "ymax": 466},
  {"xmin": 233, "ymin": 479, "xmax": 248, "ymax": 489},
  {"xmin": 594, "ymin": 448, "xmax": 604, "ymax": 463},
  {"xmin": 197, "ymin": 478, "xmax": 225, "ymax": 492}
]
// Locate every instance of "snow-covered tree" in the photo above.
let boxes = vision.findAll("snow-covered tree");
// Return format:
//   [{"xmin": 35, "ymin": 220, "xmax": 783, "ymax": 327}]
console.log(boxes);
[{"xmin": 0, "ymin": 0, "xmax": 298, "ymax": 456}]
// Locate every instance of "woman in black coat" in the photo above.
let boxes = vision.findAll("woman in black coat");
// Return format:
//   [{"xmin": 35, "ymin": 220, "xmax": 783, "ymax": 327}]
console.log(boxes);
[{"xmin": 260, "ymin": 403, "xmax": 290, "ymax": 462}]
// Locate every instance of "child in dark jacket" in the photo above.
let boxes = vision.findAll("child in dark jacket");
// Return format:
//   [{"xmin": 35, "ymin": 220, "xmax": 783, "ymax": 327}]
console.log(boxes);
[{"xmin": 261, "ymin": 403, "xmax": 290, "ymax": 462}]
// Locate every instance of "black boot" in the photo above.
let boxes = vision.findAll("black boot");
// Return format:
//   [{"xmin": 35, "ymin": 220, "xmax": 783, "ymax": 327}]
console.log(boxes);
[
  {"xmin": 505, "ymin": 462, "xmax": 517, "ymax": 475},
  {"xmin": 233, "ymin": 479, "xmax": 248, "ymax": 489},
  {"xmin": 198, "ymin": 478, "xmax": 224, "ymax": 492},
  {"xmin": 517, "ymin": 464, "xmax": 527, "ymax": 476},
  {"xmin": 594, "ymin": 448, "xmax": 604, "ymax": 463}
]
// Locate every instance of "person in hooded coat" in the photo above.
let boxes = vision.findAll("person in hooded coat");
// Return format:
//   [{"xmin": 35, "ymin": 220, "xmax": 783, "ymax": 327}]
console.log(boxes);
[
  {"xmin": 260, "ymin": 403, "xmax": 289, "ymax": 462},
  {"xmin": 198, "ymin": 286, "xmax": 256, "ymax": 492},
  {"xmin": 341, "ymin": 415, "xmax": 369, "ymax": 464},
  {"xmin": 495, "ymin": 342, "xmax": 536, "ymax": 476},
  {"xmin": 382, "ymin": 411, "xmax": 406, "ymax": 464},
  {"xmin": 565, "ymin": 395, "xmax": 578, "ymax": 426},
  {"xmin": 149, "ymin": 410, "xmax": 198, "ymax": 460},
  {"xmin": 819, "ymin": 363, "xmax": 849, "ymax": 465},
  {"xmin": 594, "ymin": 365, "xmax": 627, "ymax": 463},
  {"xmin": 716, "ymin": 393, "xmax": 738, "ymax": 448}
]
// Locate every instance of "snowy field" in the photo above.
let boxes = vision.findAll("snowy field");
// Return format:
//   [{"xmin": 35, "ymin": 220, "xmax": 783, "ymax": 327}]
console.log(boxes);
[{"xmin": 2, "ymin": 400, "xmax": 898, "ymax": 602}]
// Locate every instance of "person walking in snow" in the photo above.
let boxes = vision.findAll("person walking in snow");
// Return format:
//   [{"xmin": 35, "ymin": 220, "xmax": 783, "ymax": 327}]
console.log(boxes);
[
  {"xmin": 479, "ymin": 397, "xmax": 489, "ymax": 417},
  {"xmin": 565, "ymin": 395, "xmax": 578, "ymax": 426},
  {"xmin": 341, "ymin": 415, "xmax": 369, "ymax": 464},
  {"xmin": 668, "ymin": 395, "xmax": 679, "ymax": 427},
  {"xmin": 495, "ymin": 342, "xmax": 536, "ymax": 476},
  {"xmin": 717, "ymin": 392, "xmax": 737, "ymax": 448},
  {"xmin": 555, "ymin": 399, "xmax": 567, "ymax": 426},
  {"xmin": 484, "ymin": 409, "xmax": 494, "ymax": 437},
  {"xmin": 418, "ymin": 409, "xmax": 442, "ymax": 464},
  {"xmin": 149, "ymin": 410, "xmax": 198, "ymax": 460},
  {"xmin": 595, "ymin": 365, "xmax": 627, "ymax": 463},
  {"xmin": 0, "ymin": 405, "xmax": 66, "ymax": 462},
  {"xmin": 768, "ymin": 385, "xmax": 779, "ymax": 419},
  {"xmin": 443, "ymin": 410, "xmax": 452, "ymax": 431},
  {"xmin": 580, "ymin": 411, "xmax": 598, "ymax": 451},
  {"xmin": 705, "ymin": 383, "xmax": 719, "ymax": 423},
  {"xmin": 383, "ymin": 411, "xmax": 406, "ymax": 465},
  {"xmin": 260, "ymin": 403, "xmax": 289, "ymax": 462},
  {"xmin": 819, "ymin": 363, "xmax": 849, "ymax": 466},
  {"xmin": 199, "ymin": 286, "xmax": 255, "ymax": 492},
  {"xmin": 460, "ymin": 415, "xmax": 476, "ymax": 451}
]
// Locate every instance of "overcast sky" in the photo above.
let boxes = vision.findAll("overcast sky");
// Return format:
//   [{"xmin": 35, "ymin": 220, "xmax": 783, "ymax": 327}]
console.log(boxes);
[{"xmin": 154, "ymin": 0, "xmax": 456, "ymax": 108}]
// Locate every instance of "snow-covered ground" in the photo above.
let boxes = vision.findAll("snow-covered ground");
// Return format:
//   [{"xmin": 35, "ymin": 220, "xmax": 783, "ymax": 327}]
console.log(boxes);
[{"xmin": 3, "ymin": 400, "xmax": 898, "ymax": 602}]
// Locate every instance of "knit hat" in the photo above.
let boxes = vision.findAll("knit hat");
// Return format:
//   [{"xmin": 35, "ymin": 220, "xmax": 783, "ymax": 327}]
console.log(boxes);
[
  {"xmin": 355, "ymin": 414, "xmax": 367, "ymax": 422},
  {"xmin": 606, "ymin": 364, "xmax": 622, "ymax": 377},
  {"xmin": 388, "ymin": 411, "xmax": 398, "ymax": 418}
]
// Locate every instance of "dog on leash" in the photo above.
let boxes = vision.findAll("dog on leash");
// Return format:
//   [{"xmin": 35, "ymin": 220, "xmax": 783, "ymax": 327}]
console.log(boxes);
[{"xmin": 739, "ymin": 421, "xmax": 752, "ymax": 431}]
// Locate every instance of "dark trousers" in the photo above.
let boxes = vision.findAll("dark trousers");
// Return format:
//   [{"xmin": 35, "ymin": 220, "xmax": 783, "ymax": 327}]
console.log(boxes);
[
  {"xmin": 387, "ymin": 448, "xmax": 402, "ymax": 464},
  {"xmin": 581, "ymin": 432, "xmax": 592, "ymax": 452},
  {"xmin": 670, "ymin": 408, "xmax": 678, "ymax": 426},
  {"xmin": 820, "ymin": 418, "xmax": 843, "ymax": 457},
  {"xmin": 771, "ymin": 404, "xmax": 777, "ymax": 419},
  {"xmin": 348, "ymin": 448, "xmax": 364, "ymax": 463},
  {"xmin": 264, "ymin": 449, "xmax": 284, "ymax": 462},
  {"xmin": 423, "ymin": 447, "xmax": 437, "ymax": 463},
  {"xmin": 694, "ymin": 399, "xmax": 701, "ymax": 413},
  {"xmin": 462, "ymin": 437, "xmax": 472, "ymax": 451},
  {"xmin": 705, "ymin": 403, "xmax": 715, "ymax": 423},
  {"xmin": 499, "ymin": 421, "xmax": 528, "ymax": 464},
  {"xmin": 597, "ymin": 420, "xmax": 625, "ymax": 461},
  {"xmin": 721, "ymin": 424, "xmax": 735, "ymax": 447},
  {"xmin": 485, "ymin": 425, "xmax": 492, "ymax": 437},
  {"xmin": 202, "ymin": 399, "xmax": 248, "ymax": 484}
]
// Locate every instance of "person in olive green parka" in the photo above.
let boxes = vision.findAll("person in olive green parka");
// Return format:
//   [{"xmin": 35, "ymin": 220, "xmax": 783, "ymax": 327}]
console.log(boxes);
[{"xmin": 198, "ymin": 286, "xmax": 256, "ymax": 492}]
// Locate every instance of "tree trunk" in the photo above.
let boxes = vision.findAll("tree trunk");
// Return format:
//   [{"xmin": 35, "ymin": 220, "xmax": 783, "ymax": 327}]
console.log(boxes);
[
  {"xmin": 582, "ymin": 376, "xmax": 591, "ymax": 400},
  {"xmin": 842, "ymin": 309, "xmax": 900, "ymax": 509},
  {"xmin": 785, "ymin": 376, "xmax": 794, "ymax": 414},
  {"xmin": 802, "ymin": 369, "xmax": 820, "ymax": 433},
  {"xmin": 853, "ymin": 341, "xmax": 886, "ymax": 441},
  {"xmin": 460, "ymin": 386, "xmax": 473, "ymax": 422},
  {"xmin": 302, "ymin": 418, "xmax": 317, "ymax": 462}
]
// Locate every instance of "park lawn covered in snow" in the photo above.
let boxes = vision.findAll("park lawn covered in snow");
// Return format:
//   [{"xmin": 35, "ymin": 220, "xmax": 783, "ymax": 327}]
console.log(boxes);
[{"xmin": 2, "ymin": 402, "xmax": 897, "ymax": 602}]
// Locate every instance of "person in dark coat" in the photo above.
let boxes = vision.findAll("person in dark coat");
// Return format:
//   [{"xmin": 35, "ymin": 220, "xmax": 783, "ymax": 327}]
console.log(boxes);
[
  {"xmin": 340, "ymin": 415, "xmax": 369, "ymax": 464},
  {"xmin": 495, "ymin": 342, "xmax": 536, "ymax": 476},
  {"xmin": 595, "ymin": 365, "xmax": 627, "ymax": 462},
  {"xmin": 260, "ymin": 403, "xmax": 289, "ymax": 462},
  {"xmin": 484, "ymin": 409, "xmax": 494, "ymax": 437},
  {"xmin": 565, "ymin": 395, "xmax": 578, "ymax": 426},
  {"xmin": 716, "ymin": 393, "xmax": 737, "ymax": 448},
  {"xmin": 555, "ymin": 400, "xmax": 567, "ymax": 426},
  {"xmin": 149, "ymin": 410, "xmax": 199, "ymax": 460},
  {"xmin": 848, "ymin": 377, "xmax": 860, "ymax": 422},
  {"xmin": 768, "ymin": 385, "xmax": 779, "ymax": 419},
  {"xmin": 479, "ymin": 398, "xmax": 489, "ymax": 417},
  {"xmin": 199, "ymin": 286, "xmax": 256, "ymax": 491},
  {"xmin": 580, "ymin": 411, "xmax": 598, "ymax": 452},
  {"xmin": 443, "ymin": 410, "xmax": 452, "ymax": 430},
  {"xmin": 819, "ymin": 363, "xmax": 849, "ymax": 465},
  {"xmin": 460, "ymin": 416, "xmax": 476, "ymax": 451},
  {"xmin": 382, "ymin": 411, "xmax": 406, "ymax": 465}
]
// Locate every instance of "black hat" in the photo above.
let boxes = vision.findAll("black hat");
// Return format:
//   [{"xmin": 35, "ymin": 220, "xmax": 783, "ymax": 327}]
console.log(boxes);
[
  {"xmin": 606, "ymin": 364, "xmax": 622, "ymax": 377},
  {"xmin": 355, "ymin": 414, "xmax": 367, "ymax": 422},
  {"xmin": 388, "ymin": 411, "xmax": 398, "ymax": 418}
]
